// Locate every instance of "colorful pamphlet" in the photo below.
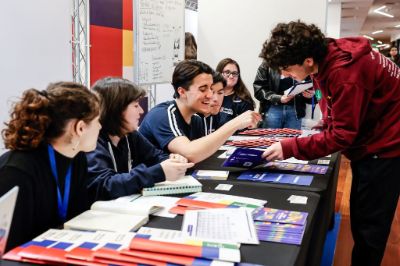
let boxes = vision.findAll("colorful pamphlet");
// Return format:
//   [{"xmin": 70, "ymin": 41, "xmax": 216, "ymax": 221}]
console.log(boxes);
[
  {"xmin": 222, "ymin": 148, "xmax": 265, "ymax": 168},
  {"xmin": 252, "ymin": 207, "xmax": 308, "ymax": 225},
  {"xmin": 237, "ymin": 171, "xmax": 313, "ymax": 186},
  {"xmin": 266, "ymin": 161, "xmax": 329, "ymax": 174}
]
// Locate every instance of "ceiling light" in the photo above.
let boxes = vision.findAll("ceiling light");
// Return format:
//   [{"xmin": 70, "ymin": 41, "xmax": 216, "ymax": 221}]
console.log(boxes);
[
  {"xmin": 363, "ymin": 35, "xmax": 374, "ymax": 40},
  {"xmin": 372, "ymin": 30, "xmax": 383, "ymax": 34},
  {"xmin": 377, "ymin": 40, "xmax": 382, "ymax": 44},
  {"xmin": 395, "ymin": 24, "xmax": 400, "ymax": 28},
  {"xmin": 376, "ymin": 44, "xmax": 390, "ymax": 49},
  {"xmin": 374, "ymin": 6, "xmax": 394, "ymax": 18}
]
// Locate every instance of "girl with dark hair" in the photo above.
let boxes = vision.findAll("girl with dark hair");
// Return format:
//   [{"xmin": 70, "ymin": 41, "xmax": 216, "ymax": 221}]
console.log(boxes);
[
  {"xmin": 216, "ymin": 58, "xmax": 255, "ymax": 125},
  {"xmin": 185, "ymin": 32, "xmax": 197, "ymax": 60},
  {"xmin": 0, "ymin": 82, "xmax": 100, "ymax": 251},
  {"xmin": 389, "ymin": 46, "xmax": 400, "ymax": 67},
  {"xmin": 87, "ymin": 77, "xmax": 193, "ymax": 201}
]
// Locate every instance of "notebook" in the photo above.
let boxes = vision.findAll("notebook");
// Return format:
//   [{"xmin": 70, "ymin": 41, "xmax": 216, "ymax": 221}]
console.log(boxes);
[
  {"xmin": 142, "ymin": 175, "xmax": 202, "ymax": 196},
  {"xmin": 63, "ymin": 198, "xmax": 161, "ymax": 232},
  {"xmin": 0, "ymin": 186, "xmax": 19, "ymax": 256}
]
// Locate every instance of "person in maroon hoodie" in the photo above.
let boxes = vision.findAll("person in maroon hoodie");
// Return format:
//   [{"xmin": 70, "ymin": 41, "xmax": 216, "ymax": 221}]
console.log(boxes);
[{"xmin": 260, "ymin": 21, "xmax": 400, "ymax": 266}]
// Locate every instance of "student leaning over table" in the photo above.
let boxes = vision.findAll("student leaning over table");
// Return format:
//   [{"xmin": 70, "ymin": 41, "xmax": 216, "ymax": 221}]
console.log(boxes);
[
  {"xmin": 0, "ymin": 82, "xmax": 100, "ymax": 251},
  {"xmin": 139, "ymin": 60, "xmax": 261, "ymax": 163},
  {"xmin": 260, "ymin": 21, "xmax": 400, "ymax": 266},
  {"xmin": 86, "ymin": 77, "xmax": 194, "ymax": 201}
]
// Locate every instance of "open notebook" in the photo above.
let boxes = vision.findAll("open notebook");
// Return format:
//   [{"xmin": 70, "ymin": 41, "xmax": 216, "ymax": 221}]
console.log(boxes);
[
  {"xmin": 63, "ymin": 198, "xmax": 162, "ymax": 233},
  {"xmin": 0, "ymin": 186, "xmax": 19, "ymax": 256}
]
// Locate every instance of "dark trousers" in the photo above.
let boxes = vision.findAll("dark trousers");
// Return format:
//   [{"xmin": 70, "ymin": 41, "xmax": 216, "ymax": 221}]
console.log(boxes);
[{"xmin": 350, "ymin": 156, "xmax": 400, "ymax": 266}]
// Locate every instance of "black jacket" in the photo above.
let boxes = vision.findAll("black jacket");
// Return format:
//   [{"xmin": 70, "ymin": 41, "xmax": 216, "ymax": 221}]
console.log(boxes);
[
  {"xmin": 0, "ymin": 144, "xmax": 89, "ymax": 251},
  {"xmin": 253, "ymin": 64, "xmax": 312, "ymax": 119},
  {"xmin": 86, "ymin": 130, "xmax": 168, "ymax": 202}
]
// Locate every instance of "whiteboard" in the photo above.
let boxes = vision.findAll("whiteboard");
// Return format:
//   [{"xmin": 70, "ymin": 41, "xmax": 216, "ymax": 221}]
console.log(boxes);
[{"xmin": 134, "ymin": 0, "xmax": 185, "ymax": 84}]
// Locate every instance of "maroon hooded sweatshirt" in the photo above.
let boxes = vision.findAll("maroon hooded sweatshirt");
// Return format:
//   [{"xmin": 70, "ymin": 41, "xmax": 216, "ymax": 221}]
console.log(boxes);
[{"xmin": 281, "ymin": 37, "xmax": 400, "ymax": 161}]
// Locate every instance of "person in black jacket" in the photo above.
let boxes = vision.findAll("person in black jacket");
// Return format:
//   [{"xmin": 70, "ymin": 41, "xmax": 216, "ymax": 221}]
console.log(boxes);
[
  {"xmin": 86, "ymin": 77, "xmax": 194, "ymax": 201},
  {"xmin": 0, "ymin": 82, "xmax": 100, "ymax": 251},
  {"xmin": 253, "ymin": 63, "xmax": 314, "ymax": 129}
]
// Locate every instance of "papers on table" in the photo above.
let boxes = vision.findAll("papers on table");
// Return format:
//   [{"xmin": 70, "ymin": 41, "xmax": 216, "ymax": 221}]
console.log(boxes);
[{"xmin": 182, "ymin": 208, "xmax": 259, "ymax": 244}]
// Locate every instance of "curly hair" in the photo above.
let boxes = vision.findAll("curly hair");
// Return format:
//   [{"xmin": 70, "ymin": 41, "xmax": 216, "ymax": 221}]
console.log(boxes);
[
  {"xmin": 216, "ymin": 58, "xmax": 255, "ymax": 108},
  {"xmin": 259, "ymin": 20, "xmax": 328, "ymax": 70},
  {"xmin": 2, "ymin": 82, "xmax": 99, "ymax": 150},
  {"xmin": 92, "ymin": 77, "xmax": 146, "ymax": 137}
]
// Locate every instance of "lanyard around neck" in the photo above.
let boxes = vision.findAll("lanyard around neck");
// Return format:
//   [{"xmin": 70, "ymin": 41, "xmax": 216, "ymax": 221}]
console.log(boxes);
[
  {"xmin": 108, "ymin": 136, "xmax": 132, "ymax": 172},
  {"xmin": 47, "ymin": 144, "xmax": 72, "ymax": 222}
]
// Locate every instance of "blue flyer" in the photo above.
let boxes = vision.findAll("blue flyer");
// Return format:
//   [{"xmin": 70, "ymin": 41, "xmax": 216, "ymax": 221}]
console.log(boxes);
[{"xmin": 222, "ymin": 148, "xmax": 265, "ymax": 168}]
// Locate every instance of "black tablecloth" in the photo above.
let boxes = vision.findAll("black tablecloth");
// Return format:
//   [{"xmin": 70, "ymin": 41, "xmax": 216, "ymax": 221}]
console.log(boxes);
[{"xmin": 146, "ymin": 183, "xmax": 321, "ymax": 266}]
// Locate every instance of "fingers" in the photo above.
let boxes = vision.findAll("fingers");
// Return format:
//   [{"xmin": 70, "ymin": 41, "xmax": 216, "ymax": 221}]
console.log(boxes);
[{"xmin": 169, "ymin": 153, "xmax": 188, "ymax": 163}]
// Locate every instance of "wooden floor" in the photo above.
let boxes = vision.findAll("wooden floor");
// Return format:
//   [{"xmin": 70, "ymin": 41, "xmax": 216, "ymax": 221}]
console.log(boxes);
[{"xmin": 333, "ymin": 156, "xmax": 400, "ymax": 266}]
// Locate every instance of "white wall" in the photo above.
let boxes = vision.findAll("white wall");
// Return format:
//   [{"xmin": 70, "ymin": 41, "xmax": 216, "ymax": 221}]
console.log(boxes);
[
  {"xmin": 0, "ymin": 0, "xmax": 73, "ymax": 152},
  {"xmin": 198, "ymin": 0, "xmax": 327, "ymax": 128},
  {"xmin": 327, "ymin": 2, "xmax": 342, "ymax": 38}
]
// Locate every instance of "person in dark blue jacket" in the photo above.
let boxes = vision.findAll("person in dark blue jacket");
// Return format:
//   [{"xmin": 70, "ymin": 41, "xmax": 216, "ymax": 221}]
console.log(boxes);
[
  {"xmin": 216, "ymin": 58, "xmax": 255, "ymax": 126},
  {"xmin": 86, "ymin": 77, "xmax": 193, "ymax": 201}
]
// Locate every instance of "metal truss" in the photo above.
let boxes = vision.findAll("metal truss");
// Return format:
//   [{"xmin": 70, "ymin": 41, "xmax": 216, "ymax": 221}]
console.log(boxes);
[{"xmin": 72, "ymin": 0, "xmax": 90, "ymax": 87}]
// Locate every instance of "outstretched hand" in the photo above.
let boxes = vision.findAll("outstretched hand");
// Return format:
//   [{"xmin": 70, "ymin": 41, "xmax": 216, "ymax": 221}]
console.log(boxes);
[
  {"xmin": 262, "ymin": 142, "xmax": 284, "ymax": 161},
  {"xmin": 234, "ymin": 110, "xmax": 262, "ymax": 130}
]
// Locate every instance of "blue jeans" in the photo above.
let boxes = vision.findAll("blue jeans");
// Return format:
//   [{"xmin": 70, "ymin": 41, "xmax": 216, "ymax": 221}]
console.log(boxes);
[{"xmin": 262, "ymin": 105, "xmax": 301, "ymax": 129}]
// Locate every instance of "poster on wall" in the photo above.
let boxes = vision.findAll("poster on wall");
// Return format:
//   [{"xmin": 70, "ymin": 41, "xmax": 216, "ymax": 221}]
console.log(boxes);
[{"xmin": 134, "ymin": 0, "xmax": 185, "ymax": 84}]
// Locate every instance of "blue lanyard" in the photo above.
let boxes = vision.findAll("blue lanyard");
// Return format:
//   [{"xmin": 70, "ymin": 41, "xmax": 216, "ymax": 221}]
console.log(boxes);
[{"xmin": 47, "ymin": 144, "xmax": 72, "ymax": 222}]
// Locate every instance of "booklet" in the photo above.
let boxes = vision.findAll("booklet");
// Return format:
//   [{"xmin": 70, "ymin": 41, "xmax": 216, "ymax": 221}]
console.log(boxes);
[
  {"xmin": 285, "ymin": 80, "xmax": 313, "ymax": 96},
  {"xmin": 266, "ymin": 161, "xmax": 329, "ymax": 174},
  {"xmin": 222, "ymin": 147, "xmax": 265, "ymax": 168},
  {"xmin": 142, "ymin": 175, "xmax": 202, "ymax": 196},
  {"xmin": 192, "ymin": 170, "xmax": 230, "ymax": 180},
  {"xmin": 63, "ymin": 198, "xmax": 162, "ymax": 232},
  {"xmin": 237, "ymin": 171, "xmax": 313, "ymax": 186},
  {"xmin": 170, "ymin": 192, "xmax": 267, "ymax": 215},
  {"xmin": 252, "ymin": 207, "xmax": 308, "ymax": 226}
]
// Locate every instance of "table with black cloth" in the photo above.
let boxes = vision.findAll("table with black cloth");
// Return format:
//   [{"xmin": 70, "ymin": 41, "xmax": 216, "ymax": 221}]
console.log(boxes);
[
  {"xmin": 191, "ymin": 150, "xmax": 341, "ymax": 266},
  {"xmin": 147, "ymin": 183, "xmax": 321, "ymax": 266},
  {"xmin": 1, "ymin": 183, "xmax": 320, "ymax": 266}
]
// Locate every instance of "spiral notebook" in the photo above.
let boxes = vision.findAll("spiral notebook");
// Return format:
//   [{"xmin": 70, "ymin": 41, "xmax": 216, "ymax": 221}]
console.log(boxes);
[{"xmin": 142, "ymin": 175, "xmax": 202, "ymax": 196}]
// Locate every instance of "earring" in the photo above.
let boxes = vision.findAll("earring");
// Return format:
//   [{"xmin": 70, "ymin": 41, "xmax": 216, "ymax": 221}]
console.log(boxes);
[{"xmin": 72, "ymin": 139, "xmax": 80, "ymax": 151}]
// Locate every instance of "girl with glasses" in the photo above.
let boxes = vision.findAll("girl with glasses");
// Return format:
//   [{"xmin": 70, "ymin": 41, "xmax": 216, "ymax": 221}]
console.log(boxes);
[{"xmin": 216, "ymin": 58, "xmax": 255, "ymax": 126}]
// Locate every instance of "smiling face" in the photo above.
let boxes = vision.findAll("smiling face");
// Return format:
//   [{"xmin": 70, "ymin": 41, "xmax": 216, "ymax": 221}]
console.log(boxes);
[
  {"xmin": 122, "ymin": 100, "xmax": 144, "ymax": 133},
  {"xmin": 209, "ymin": 82, "xmax": 225, "ymax": 115},
  {"xmin": 280, "ymin": 58, "xmax": 317, "ymax": 82},
  {"xmin": 178, "ymin": 73, "xmax": 213, "ymax": 115}
]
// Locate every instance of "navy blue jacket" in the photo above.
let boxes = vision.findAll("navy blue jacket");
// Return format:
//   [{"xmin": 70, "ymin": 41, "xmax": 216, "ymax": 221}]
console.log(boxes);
[{"xmin": 86, "ymin": 130, "xmax": 168, "ymax": 201}]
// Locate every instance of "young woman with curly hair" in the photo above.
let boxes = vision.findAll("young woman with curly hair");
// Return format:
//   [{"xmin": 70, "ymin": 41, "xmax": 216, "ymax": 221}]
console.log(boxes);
[
  {"xmin": 216, "ymin": 58, "xmax": 255, "ymax": 126},
  {"xmin": 0, "ymin": 82, "xmax": 100, "ymax": 251}
]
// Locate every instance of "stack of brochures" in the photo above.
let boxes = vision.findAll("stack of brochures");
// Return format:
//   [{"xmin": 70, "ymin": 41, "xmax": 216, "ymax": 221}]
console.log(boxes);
[
  {"xmin": 3, "ymin": 228, "xmax": 241, "ymax": 265},
  {"xmin": 169, "ymin": 192, "xmax": 267, "ymax": 215},
  {"xmin": 266, "ymin": 161, "xmax": 329, "ymax": 174},
  {"xmin": 237, "ymin": 171, "xmax": 314, "ymax": 186},
  {"xmin": 252, "ymin": 207, "xmax": 308, "ymax": 245}
]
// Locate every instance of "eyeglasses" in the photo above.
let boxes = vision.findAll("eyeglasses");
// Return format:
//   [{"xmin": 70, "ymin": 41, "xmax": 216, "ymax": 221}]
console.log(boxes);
[{"xmin": 222, "ymin": 70, "xmax": 240, "ymax": 78}]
